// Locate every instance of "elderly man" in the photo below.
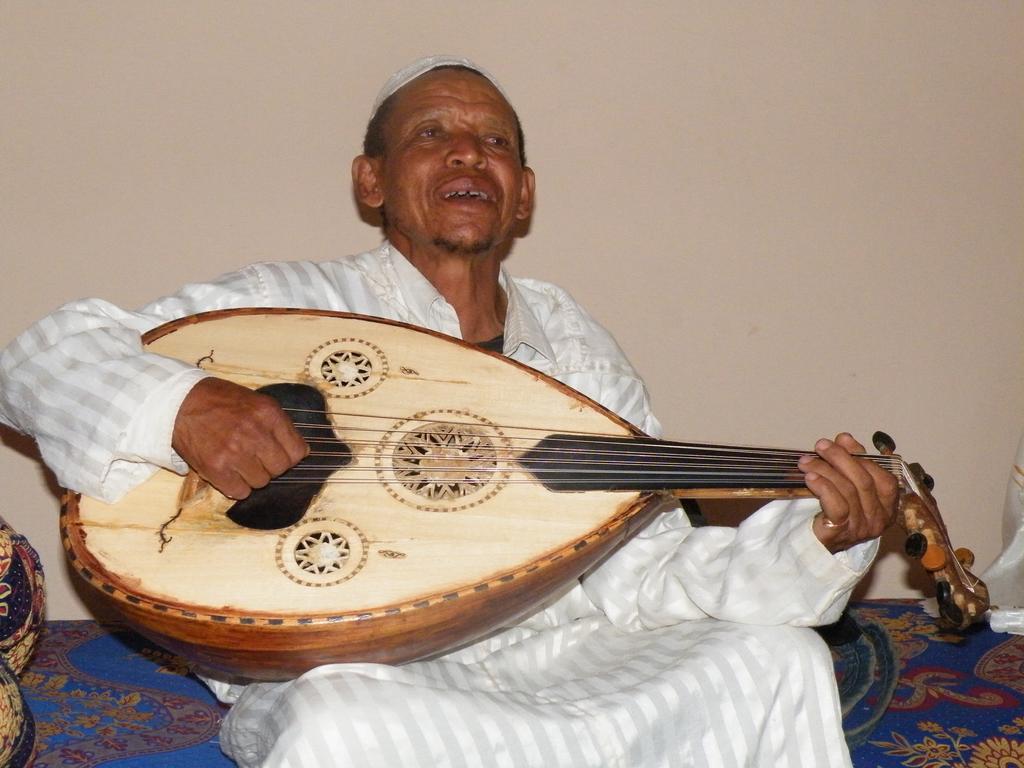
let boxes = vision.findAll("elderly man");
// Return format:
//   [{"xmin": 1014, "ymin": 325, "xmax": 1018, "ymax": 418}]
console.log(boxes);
[{"xmin": 0, "ymin": 57, "xmax": 896, "ymax": 767}]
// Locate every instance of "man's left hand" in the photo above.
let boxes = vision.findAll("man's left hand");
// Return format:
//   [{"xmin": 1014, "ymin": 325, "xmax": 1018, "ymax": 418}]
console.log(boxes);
[{"xmin": 799, "ymin": 433, "xmax": 900, "ymax": 552}]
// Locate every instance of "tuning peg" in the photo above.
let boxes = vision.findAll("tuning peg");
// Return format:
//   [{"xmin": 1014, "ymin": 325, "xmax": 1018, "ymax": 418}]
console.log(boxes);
[
  {"xmin": 904, "ymin": 532, "xmax": 928, "ymax": 559},
  {"xmin": 872, "ymin": 431, "xmax": 896, "ymax": 455},
  {"xmin": 909, "ymin": 462, "xmax": 935, "ymax": 491},
  {"xmin": 955, "ymin": 547, "xmax": 975, "ymax": 569},
  {"xmin": 903, "ymin": 529, "xmax": 947, "ymax": 570},
  {"xmin": 935, "ymin": 580, "xmax": 964, "ymax": 627}
]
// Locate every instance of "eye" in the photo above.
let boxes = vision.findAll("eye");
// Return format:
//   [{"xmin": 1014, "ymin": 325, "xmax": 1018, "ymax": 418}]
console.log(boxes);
[
  {"xmin": 418, "ymin": 126, "xmax": 440, "ymax": 139},
  {"xmin": 485, "ymin": 134, "xmax": 511, "ymax": 149}
]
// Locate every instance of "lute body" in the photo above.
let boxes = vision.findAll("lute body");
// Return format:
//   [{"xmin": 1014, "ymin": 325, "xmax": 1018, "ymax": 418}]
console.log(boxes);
[
  {"xmin": 62, "ymin": 309, "xmax": 670, "ymax": 681},
  {"xmin": 61, "ymin": 308, "xmax": 989, "ymax": 682}
]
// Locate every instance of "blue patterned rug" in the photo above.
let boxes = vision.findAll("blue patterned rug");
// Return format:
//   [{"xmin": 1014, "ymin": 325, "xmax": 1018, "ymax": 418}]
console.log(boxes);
[
  {"xmin": 17, "ymin": 601, "xmax": 1024, "ymax": 766},
  {"xmin": 845, "ymin": 601, "xmax": 1024, "ymax": 768},
  {"xmin": 22, "ymin": 621, "xmax": 229, "ymax": 767}
]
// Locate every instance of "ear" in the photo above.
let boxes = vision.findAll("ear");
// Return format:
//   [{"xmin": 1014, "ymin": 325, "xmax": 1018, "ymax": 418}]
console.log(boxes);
[
  {"xmin": 515, "ymin": 167, "xmax": 536, "ymax": 221},
  {"xmin": 352, "ymin": 155, "xmax": 385, "ymax": 208}
]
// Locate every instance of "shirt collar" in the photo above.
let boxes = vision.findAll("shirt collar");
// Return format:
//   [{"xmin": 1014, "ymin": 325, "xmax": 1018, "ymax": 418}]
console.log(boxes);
[
  {"xmin": 384, "ymin": 241, "xmax": 555, "ymax": 363},
  {"xmin": 500, "ymin": 272, "xmax": 556, "ymax": 363},
  {"xmin": 385, "ymin": 242, "xmax": 452, "ymax": 327}
]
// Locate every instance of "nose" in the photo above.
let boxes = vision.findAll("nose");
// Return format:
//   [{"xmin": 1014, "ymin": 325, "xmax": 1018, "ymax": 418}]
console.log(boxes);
[{"xmin": 446, "ymin": 133, "xmax": 485, "ymax": 169}]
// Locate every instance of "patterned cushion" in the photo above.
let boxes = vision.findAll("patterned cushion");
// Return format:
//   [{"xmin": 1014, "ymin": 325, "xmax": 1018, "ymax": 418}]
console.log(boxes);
[
  {"xmin": 0, "ymin": 664, "xmax": 35, "ymax": 768},
  {"xmin": 0, "ymin": 516, "xmax": 44, "ymax": 767}
]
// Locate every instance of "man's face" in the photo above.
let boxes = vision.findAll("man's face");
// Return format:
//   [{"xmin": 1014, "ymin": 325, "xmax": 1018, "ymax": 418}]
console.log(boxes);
[{"xmin": 354, "ymin": 69, "xmax": 534, "ymax": 257}]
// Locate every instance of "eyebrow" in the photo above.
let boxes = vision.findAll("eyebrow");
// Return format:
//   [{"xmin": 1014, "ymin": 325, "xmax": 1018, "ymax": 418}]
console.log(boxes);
[{"xmin": 399, "ymin": 101, "xmax": 516, "ymax": 131}]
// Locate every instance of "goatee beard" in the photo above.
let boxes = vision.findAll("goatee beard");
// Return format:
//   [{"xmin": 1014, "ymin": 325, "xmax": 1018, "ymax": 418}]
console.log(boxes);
[{"xmin": 432, "ymin": 236, "xmax": 494, "ymax": 256}]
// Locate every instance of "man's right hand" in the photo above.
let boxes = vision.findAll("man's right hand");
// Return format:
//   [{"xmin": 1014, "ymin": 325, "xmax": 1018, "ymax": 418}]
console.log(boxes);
[{"xmin": 171, "ymin": 377, "xmax": 309, "ymax": 499}]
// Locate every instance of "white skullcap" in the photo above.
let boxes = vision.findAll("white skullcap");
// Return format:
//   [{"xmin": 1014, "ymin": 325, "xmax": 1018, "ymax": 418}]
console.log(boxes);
[{"xmin": 370, "ymin": 55, "xmax": 510, "ymax": 118}]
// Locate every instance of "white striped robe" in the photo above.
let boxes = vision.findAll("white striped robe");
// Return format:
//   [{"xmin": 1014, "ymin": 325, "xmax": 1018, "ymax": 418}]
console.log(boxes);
[
  {"xmin": 983, "ymin": 431, "xmax": 1024, "ymax": 632},
  {"xmin": 0, "ymin": 242, "xmax": 874, "ymax": 767}
]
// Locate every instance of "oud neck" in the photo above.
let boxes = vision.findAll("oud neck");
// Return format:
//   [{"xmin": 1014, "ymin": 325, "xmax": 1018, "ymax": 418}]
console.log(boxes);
[{"xmin": 519, "ymin": 433, "xmax": 905, "ymax": 499}]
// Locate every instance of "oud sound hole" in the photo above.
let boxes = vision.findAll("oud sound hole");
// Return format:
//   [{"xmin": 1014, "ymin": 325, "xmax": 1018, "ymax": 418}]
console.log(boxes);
[
  {"xmin": 276, "ymin": 518, "xmax": 367, "ymax": 587},
  {"xmin": 294, "ymin": 530, "xmax": 351, "ymax": 575},
  {"xmin": 306, "ymin": 338, "xmax": 387, "ymax": 399},
  {"xmin": 393, "ymin": 424, "xmax": 498, "ymax": 500},
  {"xmin": 320, "ymin": 350, "xmax": 373, "ymax": 389},
  {"xmin": 377, "ymin": 411, "xmax": 511, "ymax": 512}
]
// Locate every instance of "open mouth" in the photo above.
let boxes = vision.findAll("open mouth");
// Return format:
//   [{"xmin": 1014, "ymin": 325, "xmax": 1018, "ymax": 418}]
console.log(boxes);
[
  {"xmin": 439, "ymin": 176, "xmax": 496, "ymax": 204},
  {"xmin": 443, "ymin": 189, "xmax": 491, "ymax": 202}
]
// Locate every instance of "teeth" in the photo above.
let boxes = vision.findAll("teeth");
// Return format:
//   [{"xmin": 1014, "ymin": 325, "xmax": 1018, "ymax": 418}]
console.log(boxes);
[{"xmin": 445, "ymin": 190, "xmax": 489, "ymax": 200}]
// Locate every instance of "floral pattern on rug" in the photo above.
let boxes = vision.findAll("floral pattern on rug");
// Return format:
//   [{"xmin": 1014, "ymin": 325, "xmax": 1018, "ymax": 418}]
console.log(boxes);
[
  {"xmin": 22, "ymin": 621, "xmax": 228, "ymax": 767},
  {"xmin": 851, "ymin": 602, "xmax": 1024, "ymax": 768},
  {"xmin": 15, "ymin": 602, "xmax": 1024, "ymax": 767}
]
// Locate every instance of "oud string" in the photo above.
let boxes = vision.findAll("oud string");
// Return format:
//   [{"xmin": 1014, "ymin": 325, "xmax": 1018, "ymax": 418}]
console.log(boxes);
[
  {"xmin": 277, "ymin": 407, "xmax": 903, "ymax": 462},
  {"xmin": 232, "ymin": 405, "xmax": 905, "ymax": 483},
  {"xmin": 250, "ymin": 410, "xmax": 981, "ymax": 589},
  {"xmin": 183, "ymin": 405, "xmax": 983, "ymax": 597}
]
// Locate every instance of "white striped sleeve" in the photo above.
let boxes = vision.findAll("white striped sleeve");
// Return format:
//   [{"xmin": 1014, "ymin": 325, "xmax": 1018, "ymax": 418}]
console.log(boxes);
[
  {"xmin": 582, "ymin": 499, "xmax": 878, "ymax": 630},
  {"xmin": 0, "ymin": 265, "xmax": 270, "ymax": 501}
]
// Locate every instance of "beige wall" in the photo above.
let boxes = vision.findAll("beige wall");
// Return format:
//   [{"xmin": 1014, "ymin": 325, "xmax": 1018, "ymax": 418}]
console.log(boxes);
[{"xmin": 2, "ymin": 2, "xmax": 1022, "ymax": 619}]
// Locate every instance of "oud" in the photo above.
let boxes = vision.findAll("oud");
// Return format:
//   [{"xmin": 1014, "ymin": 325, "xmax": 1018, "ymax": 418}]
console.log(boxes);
[{"xmin": 61, "ymin": 309, "xmax": 989, "ymax": 681}]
